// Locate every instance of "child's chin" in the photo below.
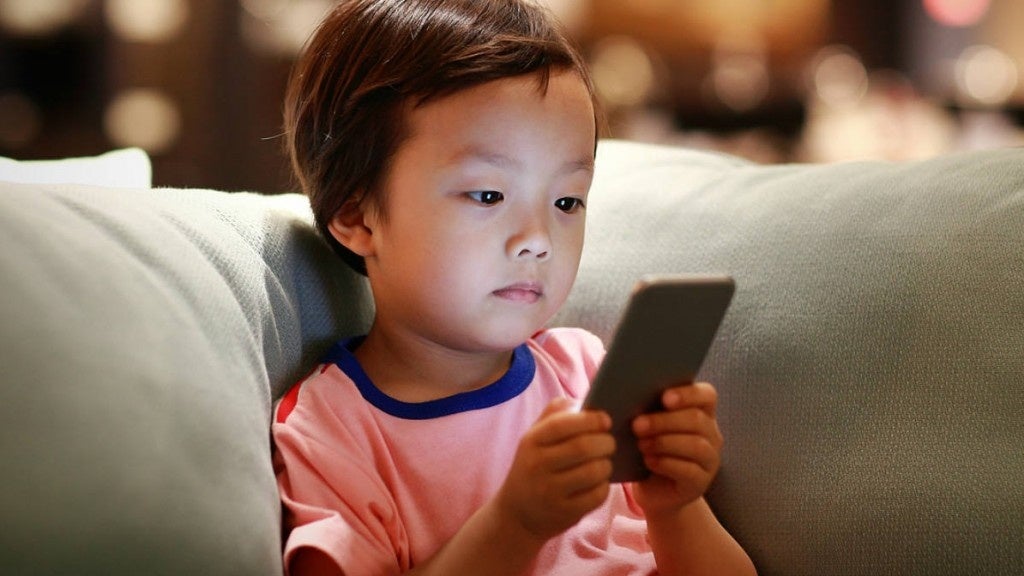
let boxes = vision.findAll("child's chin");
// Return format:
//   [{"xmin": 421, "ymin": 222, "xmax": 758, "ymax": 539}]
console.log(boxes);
[
  {"xmin": 472, "ymin": 326, "xmax": 541, "ymax": 351},
  {"xmin": 464, "ymin": 310, "xmax": 555, "ymax": 349}
]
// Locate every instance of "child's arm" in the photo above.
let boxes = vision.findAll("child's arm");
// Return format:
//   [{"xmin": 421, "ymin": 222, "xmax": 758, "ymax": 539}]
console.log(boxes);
[
  {"xmin": 290, "ymin": 398, "xmax": 614, "ymax": 576},
  {"xmin": 631, "ymin": 383, "xmax": 757, "ymax": 575},
  {"xmin": 407, "ymin": 398, "xmax": 615, "ymax": 575}
]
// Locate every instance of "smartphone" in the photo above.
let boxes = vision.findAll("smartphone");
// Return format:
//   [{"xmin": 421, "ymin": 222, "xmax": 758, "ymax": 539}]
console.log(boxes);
[{"xmin": 582, "ymin": 274, "xmax": 735, "ymax": 483}]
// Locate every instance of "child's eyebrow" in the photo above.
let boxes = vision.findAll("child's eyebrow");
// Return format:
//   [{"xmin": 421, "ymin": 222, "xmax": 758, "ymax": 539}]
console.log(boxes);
[
  {"xmin": 565, "ymin": 157, "xmax": 596, "ymax": 174},
  {"xmin": 449, "ymin": 147, "xmax": 595, "ymax": 175}
]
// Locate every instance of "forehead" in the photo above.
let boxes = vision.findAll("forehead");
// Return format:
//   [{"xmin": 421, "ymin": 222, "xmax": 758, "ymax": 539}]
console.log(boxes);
[{"xmin": 396, "ymin": 71, "xmax": 597, "ymax": 167}]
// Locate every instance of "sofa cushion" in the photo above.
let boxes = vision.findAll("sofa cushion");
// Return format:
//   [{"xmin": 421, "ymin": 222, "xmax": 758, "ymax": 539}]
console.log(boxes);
[
  {"xmin": 3, "ymin": 139, "xmax": 1022, "ymax": 576},
  {"xmin": 0, "ymin": 182, "xmax": 370, "ymax": 575},
  {"xmin": 0, "ymin": 148, "xmax": 152, "ymax": 188},
  {"xmin": 554, "ymin": 140, "xmax": 1024, "ymax": 575}
]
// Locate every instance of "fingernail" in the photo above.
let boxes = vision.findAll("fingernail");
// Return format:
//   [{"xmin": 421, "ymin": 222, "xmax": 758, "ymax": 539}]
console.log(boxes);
[
  {"xmin": 633, "ymin": 416, "xmax": 650, "ymax": 434},
  {"xmin": 663, "ymin": 390, "xmax": 679, "ymax": 408}
]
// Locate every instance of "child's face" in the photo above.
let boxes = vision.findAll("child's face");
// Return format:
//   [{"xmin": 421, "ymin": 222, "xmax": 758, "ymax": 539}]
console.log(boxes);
[{"xmin": 338, "ymin": 70, "xmax": 596, "ymax": 354}]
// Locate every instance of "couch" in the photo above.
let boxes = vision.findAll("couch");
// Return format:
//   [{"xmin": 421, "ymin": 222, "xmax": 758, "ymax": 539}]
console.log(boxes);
[{"xmin": 2, "ymin": 140, "xmax": 1022, "ymax": 575}]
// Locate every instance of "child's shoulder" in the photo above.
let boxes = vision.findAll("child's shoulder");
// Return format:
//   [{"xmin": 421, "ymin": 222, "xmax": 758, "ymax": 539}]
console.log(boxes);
[
  {"xmin": 273, "ymin": 346, "xmax": 361, "ymax": 426},
  {"xmin": 273, "ymin": 363, "xmax": 335, "ymax": 426},
  {"xmin": 531, "ymin": 327, "xmax": 604, "ymax": 353},
  {"xmin": 528, "ymin": 327, "xmax": 605, "ymax": 385}
]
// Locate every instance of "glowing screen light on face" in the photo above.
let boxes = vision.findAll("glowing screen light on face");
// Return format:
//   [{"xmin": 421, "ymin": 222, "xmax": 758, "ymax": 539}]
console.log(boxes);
[{"xmin": 922, "ymin": 0, "xmax": 991, "ymax": 27}]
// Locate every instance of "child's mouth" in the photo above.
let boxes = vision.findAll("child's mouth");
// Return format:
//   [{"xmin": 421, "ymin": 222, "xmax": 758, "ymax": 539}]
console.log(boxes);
[{"xmin": 493, "ymin": 282, "xmax": 543, "ymax": 303}]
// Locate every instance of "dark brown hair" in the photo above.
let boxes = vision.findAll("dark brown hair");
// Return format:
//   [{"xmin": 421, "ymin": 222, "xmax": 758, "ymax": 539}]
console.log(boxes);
[{"xmin": 284, "ymin": 0, "xmax": 598, "ymax": 274}]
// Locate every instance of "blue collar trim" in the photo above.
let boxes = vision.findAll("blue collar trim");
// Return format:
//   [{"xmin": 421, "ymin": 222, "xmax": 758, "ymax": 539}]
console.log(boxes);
[{"xmin": 320, "ymin": 337, "xmax": 536, "ymax": 420}]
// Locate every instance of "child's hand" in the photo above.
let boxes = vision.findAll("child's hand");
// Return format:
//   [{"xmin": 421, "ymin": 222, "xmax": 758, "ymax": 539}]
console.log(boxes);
[
  {"xmin": 631, "ymin": 382, "xmax": 723, "ymax": 517},
  {"xmin": 495, "ymin": 398, "xmax": 615, "ymax": 542}
]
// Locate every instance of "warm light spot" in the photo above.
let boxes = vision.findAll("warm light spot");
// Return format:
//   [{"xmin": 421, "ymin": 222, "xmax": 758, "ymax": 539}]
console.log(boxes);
[
  {"xmin": 808, "ymin": 45, "xmax": 869, "ymax": 107},
  {"xmin": 104, "ymin": 89, "xmax": 182, "ymax": 153},
  {"xmin": 240, "ymin": 0, "xmax": 286, "ymax": 21},
  {"xmin": 0, "ymin": 92, "xmax": 42, "ymax": 147},
  {"xmin": 104, "ymin": 0, "xmax": 189, "ymax": 43},
  {"xmin": 956, "ymin": 45, "xmax": 1019, "ymax": 106},
  {"xmin": 0, "ymin": 0, "xmax": 88, "ymax": 36},
  {"xmin": 537, "ymin": 0, "xmax": 586, "ymax": 32},
  {"xmin": 923, "ymin": 0, "xmax": 990, "ymax": 27},
  {"xmin": 708, "ymin": 38, "xmax": 770, "ymax": 112},
  {"xmin": 589, "ymin": 36, "xmax": 656, "ymax": 109},
  {"xmin": 241, "ymin": 0, "xmax": 333, "ymax": 55}
]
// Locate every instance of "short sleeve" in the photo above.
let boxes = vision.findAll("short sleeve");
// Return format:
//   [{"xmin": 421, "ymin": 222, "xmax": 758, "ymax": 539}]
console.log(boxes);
[
  {"xmin": 530, "ymin": 327, "xmax": 606, "ymax": 399},
  {"xmin": 272, "ymin": 376, "xmax": 412, "ymax": 575}
]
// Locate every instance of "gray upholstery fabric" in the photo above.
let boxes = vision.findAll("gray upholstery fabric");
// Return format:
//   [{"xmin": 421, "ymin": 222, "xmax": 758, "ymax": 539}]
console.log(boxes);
[
  {"xmin": 2, "ymin": 140, "xmax": 1022, "ymax": 574},
  {"xmin": 556, "ymin": 141, "xmax": 1024, "ymax": 575},
  {"xmin": 0, "ymin": 184, "xmax": 369, "ymax": 575}
]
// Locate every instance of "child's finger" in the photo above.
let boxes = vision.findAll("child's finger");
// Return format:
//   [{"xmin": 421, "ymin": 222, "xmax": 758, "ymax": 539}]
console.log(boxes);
[
  {"xmin": 632, "ymin": 408, "xmax": 720, "ymax": 443},
  {"xmin": 662, "ymin": 382, "xmax": 718, "ymax": 414},
  {"xmin": 565, "ymin": 478, "xmax": 612, "ymax": 511},
  {"xmin": 531, "ymin": 405, "xmax": 612, "ymax": 447},
  {"xmin": 541, "ymin": 432, "xmax": 616, "ymax": 472},
  {"xmin": 553, "ymin": 457, "xmax": 614, "ymax": 496},
  {"xmin": 638, "ymin": 434, "xmax": 719, "ymax": 473},
  {"xmin": 643, "ymin": 453, "xmax": 713, "ymax": 488}
]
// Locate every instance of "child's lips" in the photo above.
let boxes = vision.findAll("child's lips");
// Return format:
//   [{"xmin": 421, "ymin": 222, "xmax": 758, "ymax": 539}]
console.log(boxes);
[{"xmin": 493, "ymin": 282, "xmax": 544, "ymax": 303}]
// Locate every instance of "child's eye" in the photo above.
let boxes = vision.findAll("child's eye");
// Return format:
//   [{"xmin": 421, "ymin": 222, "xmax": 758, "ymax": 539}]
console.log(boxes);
[
  {"xmin": 554, "ymin": 197, "xmax": 585, "ymax": 213},
  {"xmin": 467, "ymin": 191, "xmax": 504, "ymax": 205}
]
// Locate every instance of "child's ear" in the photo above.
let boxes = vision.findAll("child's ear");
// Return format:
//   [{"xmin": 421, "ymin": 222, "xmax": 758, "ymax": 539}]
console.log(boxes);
[{"xmin": 327, "ymin": 200, "xmax": 375, "ymax": 257}]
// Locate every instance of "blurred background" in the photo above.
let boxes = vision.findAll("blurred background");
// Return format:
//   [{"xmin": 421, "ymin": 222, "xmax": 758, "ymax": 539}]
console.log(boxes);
[{"xmin": 1, "ymin": 0, "xmax": 1022, "ymax": 192}]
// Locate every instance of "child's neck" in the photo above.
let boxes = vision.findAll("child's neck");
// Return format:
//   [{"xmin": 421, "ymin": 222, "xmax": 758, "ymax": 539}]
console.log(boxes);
[{"xmin": 353, "ymin": 328, "xmax": 515, "ymax": 404}]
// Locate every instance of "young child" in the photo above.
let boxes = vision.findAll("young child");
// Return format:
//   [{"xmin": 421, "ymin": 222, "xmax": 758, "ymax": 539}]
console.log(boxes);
[{"xmin": 273, "ymin": 1, "xmax": 756, "ymax": 574}]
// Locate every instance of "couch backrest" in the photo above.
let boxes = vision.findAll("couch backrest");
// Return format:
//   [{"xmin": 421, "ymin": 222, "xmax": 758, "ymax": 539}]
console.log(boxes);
[
  {"xmin": 0, "ymin": 183, "xmax": 367, "ymax": 575},
  {"xmin": 3, "ymin": 140, "xmax": 1023, "ymax": 575},
  {"xmin": 555, "ymin": 140, "xmax": 1024, "ymax": 575}
]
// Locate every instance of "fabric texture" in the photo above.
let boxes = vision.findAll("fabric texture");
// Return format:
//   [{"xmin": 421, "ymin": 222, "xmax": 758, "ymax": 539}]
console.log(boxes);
[
  {"xmin": 273, "ymin": 328, "xmax": 656, "ymax": 575},
  {"xmin": 2, "ymin": 140, "xmax": 1023, "ymax": 575},
  {"xmin": 0, "ymin": 182, "xmax": 370, "ymax": 576},
  {"xmin": 0, "ymin": 148, "xmax": 152, "ymax": 188},
  {"xmin": 554, "ymin": 140, "xmax": 1024, "ymax": 575}
]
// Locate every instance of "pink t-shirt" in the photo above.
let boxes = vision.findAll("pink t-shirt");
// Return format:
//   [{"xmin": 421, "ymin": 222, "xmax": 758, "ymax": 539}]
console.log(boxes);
[{"xmin": 273, "ymin": 328, "xmax": 656, "ymax": 575}]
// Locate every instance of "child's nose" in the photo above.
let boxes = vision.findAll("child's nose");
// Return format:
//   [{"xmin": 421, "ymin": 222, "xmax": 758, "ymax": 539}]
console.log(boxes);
[{"xmin": 508, "ymin": 219, "xmax": 551, "ymax": 261}]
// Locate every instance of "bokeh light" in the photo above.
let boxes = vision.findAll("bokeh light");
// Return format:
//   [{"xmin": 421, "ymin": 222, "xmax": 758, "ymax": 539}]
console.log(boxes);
[
  {"xmin": 956, "ymin": 44, "xmax": 1019, "ymax": 106},
  {"xmin": 239, "ymin": 0, "xmax": 287, "ymax": 21},
  {"xmin": 589, "ymin": 36, "xmax": 657, "ymax": 109},
  {"xmin": 240, "ymin": 0, "xmax": 332, "ymax": 55},
  {"xmin": 537, "ymin": 0, "xmax": 587, "ymax": 32},
  {"xmin": 808, "ymin": 45, "xmax": 869, "ymax": 107},
  {"xmin": 708, "ymin": 38, "xmax": 770, "ymax": 112},
  {"xmin": 105, "ymin": 0, "xmax": 190, "ymax": 43},
  {"xmin": 0, "ymin": 0, "xmax": 88, "ymax": 36},
  {"xmin": 104, "ymin": 89, "xmax": 182, "ymax": 153},
  {"xmin": 923, "ymin": 0, "xmax": 991, "ymax": 27}
]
